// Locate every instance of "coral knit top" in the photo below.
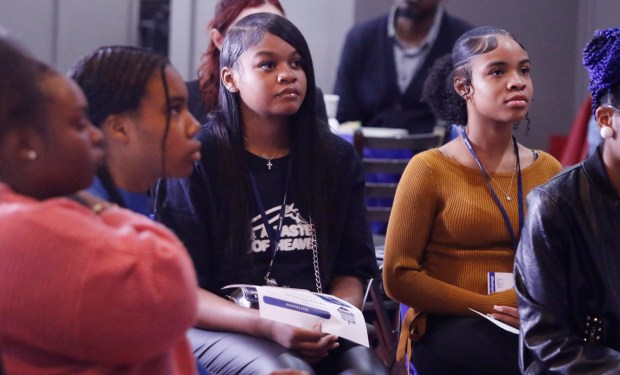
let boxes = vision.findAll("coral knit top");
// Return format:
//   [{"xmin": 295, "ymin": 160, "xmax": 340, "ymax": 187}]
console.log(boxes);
[
  {"xmin": 383, "ymin": 148, "xmax": 561, "ymax": 327},
  {"xmin": 0, "ymin": 184, "xmax": 198, "ymax": 375}
]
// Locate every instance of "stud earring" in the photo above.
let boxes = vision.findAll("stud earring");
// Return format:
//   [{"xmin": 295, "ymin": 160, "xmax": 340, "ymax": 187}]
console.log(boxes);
[
  {"xmin": 227, "ymin": 85, "xmax": 237, "ymax": 93},
  {"xmin": 600, "ymin": 126, "xmax": 614, "ymax": 139},
  {"xmin": 25, "ymin": 149, "xmax": 38, "ymax": 161}
]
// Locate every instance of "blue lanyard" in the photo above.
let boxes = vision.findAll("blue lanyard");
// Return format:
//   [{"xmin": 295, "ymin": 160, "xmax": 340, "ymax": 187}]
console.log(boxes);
[
  {"xmin": 461, "ymin": 131, "xmax": 524, "ymax": 251},
  {"xmin": 248, "ymin": 156, "xmax": 292, "ymax": 284}
]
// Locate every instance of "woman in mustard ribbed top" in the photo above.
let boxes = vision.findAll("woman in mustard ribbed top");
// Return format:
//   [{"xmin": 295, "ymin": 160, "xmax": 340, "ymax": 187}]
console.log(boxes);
[{"xmin": 382, "ymin": 26, "xmax": 562, "ymax": 375}]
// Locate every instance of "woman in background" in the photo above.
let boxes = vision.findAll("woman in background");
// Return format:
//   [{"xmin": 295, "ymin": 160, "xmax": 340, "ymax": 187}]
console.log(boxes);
[
  {"xmin": 382, "ymin": 26, "xmax": 561, "ymax": 374},
  {"xmin": 187, "ymin": 0, "xmax": 327, "ymax": 124},
  {"xmin": 515, "ymin": 28, "xmax": 620, "ymax": 374},
  {"xmin": 0, "ymin": 36, "xmax": 198, "ymax": 375},
  {"xmin": 69, "ymin": 46, "xmax": 201, "ymax": 216},
  {"xmin": 155, "ymin": 13, "xmax": 384, "ymax": 375}
]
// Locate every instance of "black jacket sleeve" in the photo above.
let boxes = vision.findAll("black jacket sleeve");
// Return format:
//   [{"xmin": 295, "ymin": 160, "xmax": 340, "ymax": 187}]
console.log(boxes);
[
  {"xmin": 324, "ymin": 135, "xmax": 379, "ymax": 284},
  {"xmin": 153, "ymin": 155, "xmax": 215, "ymax": 291},
  {"xmin": 515, "ymin": 188, "xmax": 620, "ymax": 374}
]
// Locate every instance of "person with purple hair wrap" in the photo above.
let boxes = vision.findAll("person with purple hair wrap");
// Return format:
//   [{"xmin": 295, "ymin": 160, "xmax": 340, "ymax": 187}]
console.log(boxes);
[
  {"xmin": 515, "ymin": 27, "xmax": 620, "ymax": 374},
  {"xmin": 584, "ymin": 28, "xmax": 620, "ymax": 110}
]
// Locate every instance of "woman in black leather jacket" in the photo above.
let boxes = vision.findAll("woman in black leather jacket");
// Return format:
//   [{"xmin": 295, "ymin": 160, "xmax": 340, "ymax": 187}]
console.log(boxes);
[{"xmin": 515, "ymin": 27, "xmax": 620, "ymax": 374}]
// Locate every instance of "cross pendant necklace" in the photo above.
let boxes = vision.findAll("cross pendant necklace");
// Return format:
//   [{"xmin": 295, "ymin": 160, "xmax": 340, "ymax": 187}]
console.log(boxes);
[{"xmin": 243, "ymin": 136, "xmax": 275, "ymax": 170}]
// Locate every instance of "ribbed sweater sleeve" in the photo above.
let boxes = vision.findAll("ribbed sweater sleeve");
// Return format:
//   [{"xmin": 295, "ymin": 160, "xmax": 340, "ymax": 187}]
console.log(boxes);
[{"xmin": 383, "ymin": 149, "xmax": 561, "ymax": 316}]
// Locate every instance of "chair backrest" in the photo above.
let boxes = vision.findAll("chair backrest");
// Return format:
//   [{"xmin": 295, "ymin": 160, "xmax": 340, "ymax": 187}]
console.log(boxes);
[
  {"xmin": 558, "ymin": 96, "xmax": 592, "ymax": 167},
  {"xmin": 353, "ymin": 128, "xmax": 444, "ymax": 223}
]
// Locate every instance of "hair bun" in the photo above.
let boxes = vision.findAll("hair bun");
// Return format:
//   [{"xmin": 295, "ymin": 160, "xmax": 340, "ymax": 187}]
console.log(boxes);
[{"xmin": 583, "ymin": 28, "xmax": 620, "ymax": 109}]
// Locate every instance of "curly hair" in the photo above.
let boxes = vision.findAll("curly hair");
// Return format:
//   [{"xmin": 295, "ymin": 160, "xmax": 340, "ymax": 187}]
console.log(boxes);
[
  {"xmin": 422, "ymin": 26, "xmax": 524, "ymax": 127},
  {"xmin": 583, "ymin": 28, "xmax": 620, "ymax": 110}
]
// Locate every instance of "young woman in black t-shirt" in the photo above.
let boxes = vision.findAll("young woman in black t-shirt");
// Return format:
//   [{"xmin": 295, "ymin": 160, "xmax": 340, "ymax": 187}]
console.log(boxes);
[{"xmin": 155, "ymin": 12, "xmax": 385, "ymax": 375}]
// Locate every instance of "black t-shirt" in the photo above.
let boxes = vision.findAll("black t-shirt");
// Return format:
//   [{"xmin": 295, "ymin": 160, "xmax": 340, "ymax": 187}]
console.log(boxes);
[
  {"xmin": 155, "ymin": 125, "xmax": 379, "ymax": 296},
  {"xmin": 246, "ymin": 152, "xmax": 317, "ymax": 291}
]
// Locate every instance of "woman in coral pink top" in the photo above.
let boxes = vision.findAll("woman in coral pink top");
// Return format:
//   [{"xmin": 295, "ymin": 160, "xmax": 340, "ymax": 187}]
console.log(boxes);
[{"xmin": 0, "ymin": 36, "xmax": 198, "ymax": 374}]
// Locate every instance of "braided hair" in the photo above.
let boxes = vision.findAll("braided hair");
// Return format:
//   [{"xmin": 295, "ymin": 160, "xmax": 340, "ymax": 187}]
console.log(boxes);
[
  {"xmin": 69, "ymin": 46, "xmax": 171, "ymax": 207},
  {"xmin": 583, "ymin": 28, "xmax": 620, "ymax": 110}
]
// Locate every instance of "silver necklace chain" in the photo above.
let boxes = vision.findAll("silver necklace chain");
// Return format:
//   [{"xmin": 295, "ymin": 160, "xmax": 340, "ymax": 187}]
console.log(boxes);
[
  {"xmin": 309, "ymin": 217, "xmax": 322, "ymax": 293},
  {"xmin": 244, "ymin": 132, "xmax": 322, "ymax": 292},
  {"xmin": 243, "ymin": 136, "xmax": 274, "ymax": 170}
]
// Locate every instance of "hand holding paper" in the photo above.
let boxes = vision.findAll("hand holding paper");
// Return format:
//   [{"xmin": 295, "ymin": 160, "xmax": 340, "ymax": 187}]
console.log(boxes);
[
  {"xmin": 469, "ymin": 308, "xmax": 519, "ymax": 334},
  {"xmin": 269, "ymin": 322, "xmax": 338, "ymax": 364},
  {"xmin": 258, "ymin": 286, "xmax": 369, "ymax": 347},
  {"xmin": 224, "ymin": 285, "xmax": 369, "ymax": 347},
  {"xmin": 491, "ymin": 305, "xmax": 520, "ymax": 328}
]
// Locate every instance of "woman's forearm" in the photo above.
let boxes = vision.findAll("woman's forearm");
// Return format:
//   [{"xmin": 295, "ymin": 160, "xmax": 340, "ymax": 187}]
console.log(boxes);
[
  {"xmin": 195, "ymin": 288, "xmax": 273, "ymax": 337},
  {"xmin": 328, "ymin": 275, "xmax": 364, "ymax": 309}
]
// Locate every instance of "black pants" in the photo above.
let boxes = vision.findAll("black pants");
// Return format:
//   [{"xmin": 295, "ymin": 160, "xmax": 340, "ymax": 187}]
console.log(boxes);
[
  {"xmin": 188, "ymin": 327, "xmax": 388, "ymax": 375},
  {"xmin": 411, "ymin": 315, "xmax": 520, "ymax": 375}
]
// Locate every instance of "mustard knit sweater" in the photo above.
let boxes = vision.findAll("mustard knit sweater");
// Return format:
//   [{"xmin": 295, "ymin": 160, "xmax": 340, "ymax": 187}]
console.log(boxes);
[{"xmin": 383, "ymin": 148, "xmax": 562, "ymax": 316}]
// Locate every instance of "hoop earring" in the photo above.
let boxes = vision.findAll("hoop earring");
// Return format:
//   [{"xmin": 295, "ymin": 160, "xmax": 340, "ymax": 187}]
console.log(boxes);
[{"xmin": 600, "ymin": 126, "xmax": 614, "ymax": 139}]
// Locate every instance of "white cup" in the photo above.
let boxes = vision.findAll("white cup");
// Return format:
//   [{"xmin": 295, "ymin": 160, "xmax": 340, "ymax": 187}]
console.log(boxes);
[{"xmin": 323, "ymin": 94, "xmax": 339, "ymax": 120}]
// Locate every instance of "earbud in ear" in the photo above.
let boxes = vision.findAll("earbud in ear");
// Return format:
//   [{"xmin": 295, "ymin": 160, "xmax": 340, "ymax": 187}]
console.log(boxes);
[
  {"xmin": 600, "ymin": 126, "xmax": 614, "ymax": 139},
  {"xmin": 462, "ymin": 83, "xmax": 472, "ymax": 99}
]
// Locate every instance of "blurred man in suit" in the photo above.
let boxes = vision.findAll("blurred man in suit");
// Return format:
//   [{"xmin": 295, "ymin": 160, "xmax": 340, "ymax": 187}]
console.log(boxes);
[{"xmin": 334, "ymin": 0, "xmax": 473, "ymax": 133}]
